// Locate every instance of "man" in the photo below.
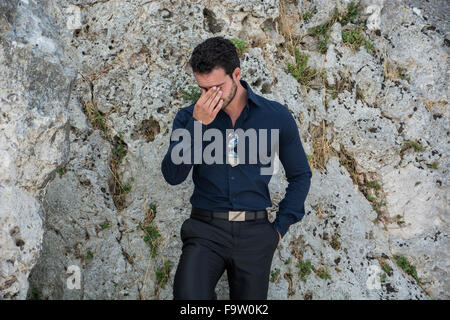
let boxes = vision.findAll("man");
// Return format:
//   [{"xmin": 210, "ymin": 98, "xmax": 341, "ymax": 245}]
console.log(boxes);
[{"xmin": 161, "ymin": 36, "xmax": 312, "ymax": 300}]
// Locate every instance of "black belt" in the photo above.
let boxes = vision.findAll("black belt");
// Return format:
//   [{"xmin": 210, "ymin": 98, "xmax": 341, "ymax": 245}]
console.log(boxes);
[{"xmin": 191, "ymin": 207, "xmax": 268, "ymax": 221}]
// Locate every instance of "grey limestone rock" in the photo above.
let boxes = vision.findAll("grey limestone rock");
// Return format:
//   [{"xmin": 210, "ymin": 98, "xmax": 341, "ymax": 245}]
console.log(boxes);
[{"xmin": 0, "ymin": 0, "xmax": 447, "ymax": 300}]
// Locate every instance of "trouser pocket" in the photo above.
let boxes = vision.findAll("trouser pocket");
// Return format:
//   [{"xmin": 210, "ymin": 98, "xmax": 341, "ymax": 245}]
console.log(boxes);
[
  {"xmin": 180, "ymin": 218, "xmax": 191, "ymax": 242},
  {"xmin": 269, "ymin": 222, "xmax": 279, "ymax": 246}
]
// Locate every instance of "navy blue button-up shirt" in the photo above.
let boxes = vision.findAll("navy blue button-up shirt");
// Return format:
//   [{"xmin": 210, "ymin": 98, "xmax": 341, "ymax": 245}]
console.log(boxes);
[{"xmin": 161, "ymin": 79, "xmax": 312, "ymax": 237}]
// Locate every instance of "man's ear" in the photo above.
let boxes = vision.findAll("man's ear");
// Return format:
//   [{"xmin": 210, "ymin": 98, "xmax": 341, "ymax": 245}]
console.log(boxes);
[{"xmin": 232, "ymin": 67, "xmax": 241, "ymax": 82}]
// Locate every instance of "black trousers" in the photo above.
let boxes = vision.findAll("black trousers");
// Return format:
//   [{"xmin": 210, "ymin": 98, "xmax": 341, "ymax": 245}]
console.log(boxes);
[{"xmin": 173, "ymin": 214, "xmax": 279, "ymax": 300}]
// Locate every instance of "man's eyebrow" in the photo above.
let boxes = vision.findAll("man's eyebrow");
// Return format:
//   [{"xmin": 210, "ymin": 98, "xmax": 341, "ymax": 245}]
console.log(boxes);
[{"xmin": 198, "ymin": 82, "xmax": 225, "ymax": 90}]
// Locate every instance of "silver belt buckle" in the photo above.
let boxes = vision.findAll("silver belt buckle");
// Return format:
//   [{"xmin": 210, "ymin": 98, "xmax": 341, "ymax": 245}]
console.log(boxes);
[{"xmin": 228, "ymin": 210, "xmax": 246, "ymax": 221}]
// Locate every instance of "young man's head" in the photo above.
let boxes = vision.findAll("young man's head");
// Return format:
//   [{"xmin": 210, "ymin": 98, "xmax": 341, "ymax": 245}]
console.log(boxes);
[{"xmin": 189, "ymin": 36, "xmax": 243, "ymax": 110}]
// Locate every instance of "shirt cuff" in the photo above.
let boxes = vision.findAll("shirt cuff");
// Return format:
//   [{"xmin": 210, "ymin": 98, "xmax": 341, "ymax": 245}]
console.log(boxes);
[{"xmin": 273, "ymin": 213, "xmax": 298, "ymax": 238}]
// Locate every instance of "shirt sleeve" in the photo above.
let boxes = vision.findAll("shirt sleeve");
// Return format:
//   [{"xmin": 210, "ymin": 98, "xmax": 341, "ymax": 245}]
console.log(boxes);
[
  {"xmin": 273, "ymin": 108, "xmax": 312, "ymax": 238},
  {"xmin": 161, "ymin": 107, "xmax": 205, "ymax": 185}
]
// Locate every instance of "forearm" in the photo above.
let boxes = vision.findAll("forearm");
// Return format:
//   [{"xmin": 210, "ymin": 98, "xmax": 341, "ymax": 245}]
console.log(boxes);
[
  {"xmin": 274, "ymin": 106, "xmax": 312, "ymax": 237},
  {"xmin": 161, "ymin": 149, "xmax": 193, "ymax": 185},
  {"xmin": 161, "ymin": 111, "xmax": 203, "ymax": 185},
  {"xmin": 273, "ymin": 171, "xmax": 312, "ymax": 237}
]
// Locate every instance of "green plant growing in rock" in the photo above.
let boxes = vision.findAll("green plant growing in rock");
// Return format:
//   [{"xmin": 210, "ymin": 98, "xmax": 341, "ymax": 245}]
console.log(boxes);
[
  {"xmin": 300, "ymin": 6, "xmax": 318, "ymax": 22},
  {"xmin": 377, "ymin": 257, "xmax": 393, "ymax": 283},
  {"xmin": 318, "ymin": 37, "xmax": 329, "ymax": 54},
  {"xmin": 307, "ymin": 7, "xmax": 340, "ymax": 53},
  {"xmin": 355, "ymin": 83, "xmax": 366, "ymax": 102},
  {"xmin": 142, "ymin": 224, "xmax": 160, "ymax": 258},
  {"xmin": 113, "ymin": 131, "xmax": 127, "ymax": 163},
  {"xmin": 113, "ymin": 143, "xmax": 126, "ymax": 163},
  {"xmin": 373, "ymin": 206, "xmax": 382, "ymax": 218},
  {"xmin": 401, "ymin": 140, "xmax": 425, "ymax": 153},
  {"xmin": 365, "ymin": 182, "xmax": 381, "ymax": 191},
  {"xmin": 30, "ymin": 287, "xmax": 41, "ymax": 300},
  {"xmin": 342, "ymin": 27, "xmax": 375, "ymax": 55},
  {"xmin": 120, "ymin": 182, "xmax": 132, "ymax": 194},
  {"xmin": 296, "ymin": 260, "xmax": 313, "ymax": 282},
  {"xmin": 109, "ymin": 132, "xmax": 133, "ymax": 211},
  {"xmin": 331, "ymin": 91, "xmax": 338, "ymax": 99},
  {"xmin": 56, "ymin": 167, "xmax": 66, "ymax": 176},
  {"xmin": 397, "ymin": 67, "xmax": 411, "ymax": 83},
  {"xmin": 286, "ymin": 47, "xmax": 320, "ymax": 87},
  {"xmin": 360, "ymin": 178, "xmax": 387, "ymax": 222},
  {"xmin": 93, "ymin": 108, "xmax": 107, "ymax": 132},
  {"xmin": 82, "ymin": 99, "xmax": 108, "ymax": 135},
  {"xmin": 156, "ymin": 260, "xmax": 172, "ymax": 288},
  {"xmin": 340, "ymin": 1, "xmax": 360, "ymax": 25},
  {"xmin": 270, "ymin": 268, "xmax": 281, "ymax": 283},
  {"xmin": 86, "ymin": 249, "xmax": 93, "ymax": 260},
  {"xmin": 101, "ymin": 222, "xmax": 110, "ymax": 229},
  {"xmin": 380, "ymin": 260, "xmax": 393, "ymax": 274},
  {"xmin": 139, "ymin": 202, "xmax": 160, "ymax": 258},
  {"xmin": 231, "ymin": 38, "xmax": 248, "ymax": 56},
  {"xmin": 370, "ymin": 197, "xmax": 387, "ymax": 220},
  {"xmin": 308, "ymin": 1, "xmax": 363, "ymax": 54},
  {"xmin": 396, "ymin": 214, "xmax": 405, "ymax": 226},
  {"xmin": 314, "ymin": 266, "xmax": 331, "ymax": 280},
  {"xmin": 81, "ymin": 82, "xmax": 132, "ymax": 213},
  {"xmin": 426, "ymin": 162, "xmax": 438, "ymax": 169},
  {"xmin": 180, "ymin": 85, "xmax": 202, "ymax": 103},
  {"xmin": 384, "ymin": 61, "xmax": 411, "ymax": 84},
  {"xmin": 93, "ymin": 109, "xmax": 107, "ymax": 133},
  {"xmin": 394, "ymin": 255, "xmax": 420, "ymax": 283}
]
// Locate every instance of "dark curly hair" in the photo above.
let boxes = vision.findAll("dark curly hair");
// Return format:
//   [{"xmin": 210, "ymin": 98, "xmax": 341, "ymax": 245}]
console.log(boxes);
[{"xmin": 189, "ymin": 36, "xmax": 240, "ymax": 77}]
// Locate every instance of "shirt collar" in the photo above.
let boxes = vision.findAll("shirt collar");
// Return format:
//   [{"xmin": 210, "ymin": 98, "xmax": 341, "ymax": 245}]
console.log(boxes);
[{"xmin": 239, "ymin": 79, "xmax": 259, "ymax": 108}]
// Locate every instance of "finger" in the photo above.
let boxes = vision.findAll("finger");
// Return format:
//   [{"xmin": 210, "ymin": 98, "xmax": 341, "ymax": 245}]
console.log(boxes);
[
  {"xmin": 207, "ymin": 88, "xmax": 221, "ymax": 110},
  {"xmin": 205, "ymin": 87, "xmax": 218, "ymax": 106},
  {"xmin": 208, "ymin": 89, "xmax": 222, "ymax": 112},
  {"xmin": 198, "ymin": 87, "xmax": 207, "ymax": 103},
  {"xmin": 211, "ymin": 98, "xmax": 223, "ymax": 116}
]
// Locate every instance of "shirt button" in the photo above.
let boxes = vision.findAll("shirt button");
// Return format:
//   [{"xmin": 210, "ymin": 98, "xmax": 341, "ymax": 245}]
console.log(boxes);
[{"xmin": 231, "ymin": 176, "xmax": 235, "ymax": 180}]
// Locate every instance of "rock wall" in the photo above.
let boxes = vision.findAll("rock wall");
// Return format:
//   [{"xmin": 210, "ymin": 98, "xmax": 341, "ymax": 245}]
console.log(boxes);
[
  {"xmin": 0, "ymin": 0, "xmax": 447, "ymax": 299},
  {"xmin": 0, "ymin": 0, "xmax": 74, "ymax": 299}
]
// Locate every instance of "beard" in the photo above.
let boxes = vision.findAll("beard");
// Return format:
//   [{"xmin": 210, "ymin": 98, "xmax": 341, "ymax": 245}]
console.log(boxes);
[{"xmin": 221, "ymin": 78, "xmax": 238, "ymax": 110}]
